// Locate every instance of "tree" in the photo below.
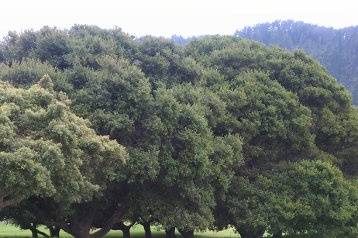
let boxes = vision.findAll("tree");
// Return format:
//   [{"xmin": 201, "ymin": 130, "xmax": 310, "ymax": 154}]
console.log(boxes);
[
  {"xmin": 221, "ymin": 160, "xmax": 358, "ymax": 238},
  {"xmin": 186, "ymin": 36, "xmax": 357, "ymax": 237},
  {"xmin": 187, "ymin": 36, "xmax": 356, "ymax": 175},
  {"xmin": 0, "ymin": 76, "xmax": 128, "ymax": 238},
  {"xmin": 0, "ymin": 79, "xmax": 55, "ymax": 210},
  {"xmin": 212, "ymin": 71, "xmax": 314, "ymax": 238},
  {"xmin": 265, "ymin": 160, "xmax": 358, "ymax": 237},
  {"xmin": 60, "ymin": 48, "xmax": 239, "ymax": 235}
]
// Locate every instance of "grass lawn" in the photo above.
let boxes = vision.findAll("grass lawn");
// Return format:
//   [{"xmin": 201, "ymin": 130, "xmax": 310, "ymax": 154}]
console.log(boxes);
[{"xmin": 0, "ymin": 224, "xmax": 239, "ymax": 238}]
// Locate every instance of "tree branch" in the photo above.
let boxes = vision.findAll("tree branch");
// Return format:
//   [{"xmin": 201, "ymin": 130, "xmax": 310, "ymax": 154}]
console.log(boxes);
[{"xmin": 36, "ymin": 229, "xmax": 50, "ymax": 238}]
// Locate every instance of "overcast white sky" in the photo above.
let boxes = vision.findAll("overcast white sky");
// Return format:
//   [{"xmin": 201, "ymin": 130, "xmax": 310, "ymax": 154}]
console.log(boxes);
[{"xmin": 1, "ymin": 0, "xmax": 357, "ymax": 37}]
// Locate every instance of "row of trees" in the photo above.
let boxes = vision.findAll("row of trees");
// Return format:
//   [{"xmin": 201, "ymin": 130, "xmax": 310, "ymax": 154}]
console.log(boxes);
[{"xmin": 0, "ymin": 26, "xmax": 357, "ymax": 238}]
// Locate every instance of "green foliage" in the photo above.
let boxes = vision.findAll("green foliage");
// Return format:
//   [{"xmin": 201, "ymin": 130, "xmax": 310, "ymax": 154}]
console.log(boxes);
[
  {"xmin": 186, "ymin": 35, "xmax": 357, "ymax": 237},
  {"xmin": 0, "ymin": 59, "xmax": 60, "ymax": 87},
  {"xmin": 266, "ymin": 160, "xmax": 358, "ymax": 236},
  {"xmin": 222, "ymin": 160, "xmax": 358, "ymax": 237},
  {"xmin": 0, "ymin": 26, "xmax": 356, "ymax": 237},
  {"xmin": 0, "ymin": 78, "xmax": 127, "ymax": 210}
]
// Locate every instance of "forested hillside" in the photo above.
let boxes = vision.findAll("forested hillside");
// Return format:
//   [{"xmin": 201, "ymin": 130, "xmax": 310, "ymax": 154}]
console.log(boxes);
[
  {"xmin": 0, "ymin": 26, "xmax": 357, "ymax": 238},
  {"xmin": 236, "ymin": 20, "xmax": 358, "ymax": 105}
]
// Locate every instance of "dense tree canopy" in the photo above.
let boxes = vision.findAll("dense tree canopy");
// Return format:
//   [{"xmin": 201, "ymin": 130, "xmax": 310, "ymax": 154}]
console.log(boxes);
[
  {"xmin": 183, "ymin": 36, "xmax": 358, "ymax": 237},
  {"xmin": 0, "ymin": 26, "xmax": 357, "ymax": 238},
  {"xmin": 0, "ymin": 77, "xmax": 127, "ymax": 238}
]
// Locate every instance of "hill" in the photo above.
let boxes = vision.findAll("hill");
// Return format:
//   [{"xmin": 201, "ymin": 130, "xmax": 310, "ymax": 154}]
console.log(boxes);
[{"xmin": 236, "ymin": 20, "xmax": 358, "ymax": 105}]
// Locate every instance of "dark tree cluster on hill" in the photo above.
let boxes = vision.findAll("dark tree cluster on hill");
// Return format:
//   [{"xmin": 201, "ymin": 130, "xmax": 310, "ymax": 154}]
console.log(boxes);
[
  {"xmin": 236, "ymin": 20, "xmax": 358, "ymax": 105},
  {"xmin": 0, "ymin": 26, "xmax": 357, "ymax": 238}
]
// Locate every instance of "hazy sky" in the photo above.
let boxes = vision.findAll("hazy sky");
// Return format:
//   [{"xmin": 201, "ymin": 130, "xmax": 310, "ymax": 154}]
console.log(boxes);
[{"xmin": 1, "ymin": 0, "xmax": 357, "ymax": 37}]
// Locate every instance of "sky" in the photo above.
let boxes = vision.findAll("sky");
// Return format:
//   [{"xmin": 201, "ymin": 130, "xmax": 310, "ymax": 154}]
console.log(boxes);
[{"xmin": 0, "ymin": 0, "xmax": 357, "ymax": 37}]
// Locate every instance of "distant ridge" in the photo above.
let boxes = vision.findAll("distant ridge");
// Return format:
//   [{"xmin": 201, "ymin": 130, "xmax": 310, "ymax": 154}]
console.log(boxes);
[{"xmin": 236, "ymin": 20, "xmax": 358, "ymax": 105}]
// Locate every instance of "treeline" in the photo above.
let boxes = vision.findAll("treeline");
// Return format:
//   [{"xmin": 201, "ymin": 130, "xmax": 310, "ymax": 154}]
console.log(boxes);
[
  {"xmin": 236, "ymin": 20, "xmax": 358, "ymax": 105},
  {"xmin": 0, "ymin": 26, "xmax": 357, "ymax": 238}
]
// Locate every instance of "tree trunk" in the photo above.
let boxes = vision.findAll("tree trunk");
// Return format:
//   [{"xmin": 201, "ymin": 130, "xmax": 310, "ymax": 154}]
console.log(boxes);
[
  {"xmin": 179, "ymin": 230, "xmax": 194, "ymax": 238},
  {"xmin": 165, "ymin": 227, "xmax": 176, "ymax": 238},
  {"xmin": 122, "ymin": 226, "xmax": 131, "ymax": 238},
  {"xmin": 48, "ymin": 226, "xmax": 61, "ymax": 237},
  {"xmin": 65, "ymin": 223, "xmax": 112, "ymax": 238},
  {"xmin": 142, "ymin": 222, "xmax": 152, "ymax": 238},
  {"xmin": 74, "ymin": 233, "xmax": 90, "ymax": 238},
  {"xmin": 29, "ymin": 224, "xmax": 50, "ymax": 238},
  {"xmin": 272, "ymin": 231, "xmax": 283, "ymax": 238},
  {"xmin": 236, "ymin": 225, "xmax": 264, "ymax": 238},
  {"xmin": 70, "ymin": 226, "xmax": 91, "ymax": 238},
  {"xmin": 61, "ymin": 206, "xmax": 123, "ymax": 238},
  {"xmin": 37, "ymin": 230, "xmax": 50, "ymax": 238},
  {"xmin": 30, "ymin": 227, "xmax": 39, "ymax": 238},
  {"xmin": 111, "ymin": 222, "xmax": 133, "ymax": 238},
  {"xmin": 62, "ymin": 217, "xmax": 92, "ymax": 238}
]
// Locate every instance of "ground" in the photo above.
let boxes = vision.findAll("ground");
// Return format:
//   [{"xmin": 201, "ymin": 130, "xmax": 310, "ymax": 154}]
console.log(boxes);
[{"xmin": 0, "ymin": 224, "xmax": 239, "ymax": 238}]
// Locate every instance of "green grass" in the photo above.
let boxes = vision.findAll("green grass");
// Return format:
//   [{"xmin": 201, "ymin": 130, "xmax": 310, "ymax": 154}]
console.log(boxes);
[
  {"xmin": 3, "ymin": 224, "xmax": 353, "ymax": 238},
  {"xmin": 0, "ymin": 224, "xmax": 239, "ymax": 238}
]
